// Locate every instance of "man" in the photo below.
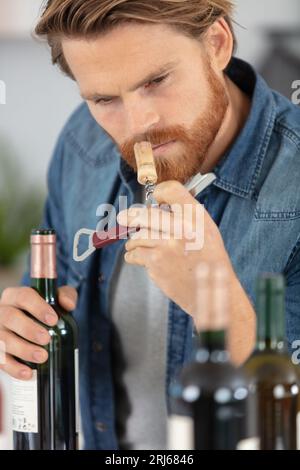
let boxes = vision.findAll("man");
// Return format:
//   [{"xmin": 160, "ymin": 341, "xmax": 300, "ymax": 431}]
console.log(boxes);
[{"xmin": 1, "ymin": 0, "xmax": 300, "ymax": 450}]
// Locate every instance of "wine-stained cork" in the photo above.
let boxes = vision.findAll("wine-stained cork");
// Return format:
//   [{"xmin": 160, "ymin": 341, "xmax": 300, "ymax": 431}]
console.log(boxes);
[{"xmin": 134, "ymin": 141, "xmax": 158, "ymax": 186}]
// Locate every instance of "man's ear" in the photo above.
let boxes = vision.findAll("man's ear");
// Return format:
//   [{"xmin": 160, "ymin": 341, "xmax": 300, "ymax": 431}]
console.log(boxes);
[{"xmin": 204, "ymin": 18, "xmax": 234, "ymax": 72}]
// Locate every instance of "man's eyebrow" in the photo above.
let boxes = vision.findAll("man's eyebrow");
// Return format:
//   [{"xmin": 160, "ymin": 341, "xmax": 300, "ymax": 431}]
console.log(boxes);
[{"xmin": 81, "ymin": 60, "xmax": 179, "ymax": 101}]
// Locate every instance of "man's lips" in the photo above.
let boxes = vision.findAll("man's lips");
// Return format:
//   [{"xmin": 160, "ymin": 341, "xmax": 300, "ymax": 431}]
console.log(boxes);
[{"xmin": 152, "ymin": 140, "xmax": 176, "ymax": 150}]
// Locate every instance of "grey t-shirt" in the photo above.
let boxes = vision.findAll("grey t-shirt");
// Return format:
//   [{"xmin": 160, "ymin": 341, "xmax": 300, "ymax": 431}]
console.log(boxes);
[{"xmin": 110, "ymin": 188, "xmax": 169, "ymax": 450}]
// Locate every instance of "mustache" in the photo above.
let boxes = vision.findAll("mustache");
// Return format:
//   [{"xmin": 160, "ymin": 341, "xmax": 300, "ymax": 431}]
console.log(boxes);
[{"xmin": 119, "ymin": 125, "xmax": 188, "ymax": 156}]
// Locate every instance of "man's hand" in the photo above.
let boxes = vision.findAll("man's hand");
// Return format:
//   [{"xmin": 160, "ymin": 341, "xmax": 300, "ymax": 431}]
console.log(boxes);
[
  {"xmin": 0, "ymin": 286, "xmax": 77, "ymax": 380},
  {"xmin": 118, "ymin": 181, "xmax": 231, "ymax": 318},
  {"xmin": 118, "ymin": 180, "xmax": 256, "ymax": 364}
]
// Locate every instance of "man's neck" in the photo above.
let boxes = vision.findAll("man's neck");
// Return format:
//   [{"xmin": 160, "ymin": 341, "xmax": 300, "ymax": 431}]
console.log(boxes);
[{"xmin": 200, "ymin": 76, "xmax": 252, "ymax": 174}]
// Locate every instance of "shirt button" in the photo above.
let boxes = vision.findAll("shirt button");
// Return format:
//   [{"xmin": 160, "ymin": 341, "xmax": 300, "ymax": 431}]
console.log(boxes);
[
  {"xmin": 95, "ymin": 422, "xmax": 107, "ymax": 432},
  {"xmin": 98, "ymin": 273, "xmax": 105, "ymax": 283},
  {"xmin": 92, "ymin": 341, "xmax": 103, "ymax": 353}
]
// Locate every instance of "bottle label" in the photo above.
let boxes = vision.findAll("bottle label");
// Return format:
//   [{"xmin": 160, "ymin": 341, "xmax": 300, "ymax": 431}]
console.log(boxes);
[
  {"xmin": 236, "ymin": 437, "xmax": 260, "ymax": 450},
  {"xmin": 12, "ymin": 371, "xmax": 38, "ymax": 433},
  {"xmin": 167, "ymin": 415, "xmax": 194, "ymax": 450},
  {"xmin": 74, "ymin": 349, "xmax": 80, "ymax": 434}
]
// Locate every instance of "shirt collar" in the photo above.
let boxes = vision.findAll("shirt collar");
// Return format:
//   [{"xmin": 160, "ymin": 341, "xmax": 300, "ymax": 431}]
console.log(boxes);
[
  {"xmin": 213, "ymin": 57, "xmax": 277, "ymax": 199},
  {"xmin": 118, "ymin": 58, "xmax": 277, "ymax": 200}
]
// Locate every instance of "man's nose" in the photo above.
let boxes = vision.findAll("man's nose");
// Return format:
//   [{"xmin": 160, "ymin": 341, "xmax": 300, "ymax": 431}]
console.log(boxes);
[{"xmin": 125, "ymin": 98, "xmax": 160, "ymax": 136}]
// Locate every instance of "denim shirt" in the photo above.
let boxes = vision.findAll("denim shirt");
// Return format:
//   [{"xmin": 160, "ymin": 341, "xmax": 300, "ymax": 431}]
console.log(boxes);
[{"xmin": 22, "ymin": 58, "xmax": 300, "ymax": 449}]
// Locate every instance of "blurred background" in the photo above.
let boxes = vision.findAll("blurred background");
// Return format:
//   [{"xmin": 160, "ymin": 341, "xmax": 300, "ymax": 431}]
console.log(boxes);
[{"xmin": 0, "ymin": 0, "xmax": 299, "ymax": 450}]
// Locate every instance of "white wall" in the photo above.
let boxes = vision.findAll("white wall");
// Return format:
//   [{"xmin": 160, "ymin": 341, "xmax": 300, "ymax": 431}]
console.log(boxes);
[
  {"xmin": 0, "ymin": 0, "xmax": 44, "ymax": 38},
  {"xmin": 0, "ymin": 40, "xmax": 81, "ymax": 186},
  {"xmin": 235, "ymin": 0, "xmax": 300, "ymax": 66}
]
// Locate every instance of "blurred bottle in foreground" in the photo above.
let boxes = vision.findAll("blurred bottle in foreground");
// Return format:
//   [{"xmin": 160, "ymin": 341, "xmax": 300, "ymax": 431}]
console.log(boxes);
[
  {"xmin": 243, "ymin": 273, "xmax": 300, "ymax": 450},
  {"xmin": 168, "ymin": 264, "xmax": 249, "ymax": 450}
]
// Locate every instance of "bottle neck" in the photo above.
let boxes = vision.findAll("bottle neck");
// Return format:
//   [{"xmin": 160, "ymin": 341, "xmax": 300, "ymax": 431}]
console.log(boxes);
[
  {"xmin": 31, "ymin": 278, "xmax": 58, "ymax": 306},
  {"xmin": 30, "ymin": 231, "xmax": 58, "ymax": 309},
  {"xmin": 194, "ymin": 265, "xmax": 230, "ymax": 362},
  {"xmin": 194, "ymin": 329, "xmax": 229, "ymax": 363},
  {"xmin": 256, "ymin": 277, "xmax": 285, "ymax": 352}
]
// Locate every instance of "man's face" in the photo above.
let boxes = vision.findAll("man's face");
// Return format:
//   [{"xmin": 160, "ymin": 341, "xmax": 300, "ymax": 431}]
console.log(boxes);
[{"xmin": 63, "ymin": 23, "xmax": 228, "ymax": 183}]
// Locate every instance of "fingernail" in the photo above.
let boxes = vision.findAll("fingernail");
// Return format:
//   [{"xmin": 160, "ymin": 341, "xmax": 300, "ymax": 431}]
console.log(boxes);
[
  {"xmin": 33, "ymin": 350, "xmax": 47, "ymax": 362},
  {"xmin": 64, "ymin": 296, "xmax": 75, "ymax": 308},
  {"xmin": 45, "ymin": 312, "xmax": 58, "ymax": 325},
  {"xmin": 36, "ymin": 330, "xmax": 50, "ymax": 344},
  {"xmin": 20, "ymin": 369, "xmax": 31, "ymax": 379}
]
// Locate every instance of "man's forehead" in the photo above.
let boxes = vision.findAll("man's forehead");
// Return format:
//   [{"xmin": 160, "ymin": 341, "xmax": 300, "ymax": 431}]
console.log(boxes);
[
  {"xmin": 62, "ymin": 23, "xmax": 197, "ymax": 97},
  {"xmin": 80, "ymin": 59, "xmax": 180, "ymax": 100},
  {"xmin": 62, "ymin": 22, "xmax": 192, "ymax": 74}
]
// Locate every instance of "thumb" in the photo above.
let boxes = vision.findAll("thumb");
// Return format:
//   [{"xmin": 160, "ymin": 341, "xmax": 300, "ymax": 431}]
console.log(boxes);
[{"xmin": 58, "ymin": 286, "xmax": 78, "ymax": 311}]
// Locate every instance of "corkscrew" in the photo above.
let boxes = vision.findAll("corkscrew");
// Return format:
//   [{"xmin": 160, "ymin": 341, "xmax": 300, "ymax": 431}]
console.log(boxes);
[
  {"xmin": 73, "ymin": 142, "xmax": 216, "ymax": 262},
  {"xmin": 133, "ymin": 141, "xmax": 158, "ymax": 205}
]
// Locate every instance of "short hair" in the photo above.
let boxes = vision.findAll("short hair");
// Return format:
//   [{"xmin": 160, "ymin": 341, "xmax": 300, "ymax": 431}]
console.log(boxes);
[{"xmin": 36, "ymin": 0, "xmax": 237, "ymax": 79}]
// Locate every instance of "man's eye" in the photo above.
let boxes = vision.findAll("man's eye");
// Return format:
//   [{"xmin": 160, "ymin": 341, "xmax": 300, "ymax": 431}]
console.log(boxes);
[
  {"xmin": 94, "ymin": 98, "xmax": 113, "ymax": 106},
  {"xmin": 92, "ymin": 74, "xmax": 169, "ymax": 105},
  {"xmin": 145, "ymin": 74, "xmax": 169, "ymax": 89}
]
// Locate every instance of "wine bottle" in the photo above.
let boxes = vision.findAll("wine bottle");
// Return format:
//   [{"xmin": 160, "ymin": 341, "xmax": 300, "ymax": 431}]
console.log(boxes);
[
  {"xmin": 168, "ymin": 265, "xmax": 249, "ymax": 450},
  {"xmin": 243, "ymin": 273, "xmax": 300, "ymax": 450},
  {"xmin": 12, "ymin": 229, "xmax": 79, "ymax": 450}
]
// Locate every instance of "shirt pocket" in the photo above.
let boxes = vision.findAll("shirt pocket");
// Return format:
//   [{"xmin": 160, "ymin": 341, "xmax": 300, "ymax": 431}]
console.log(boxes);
[{"xmin": 255, "ymin": 146, "xmax": 300, "ymax": 221}]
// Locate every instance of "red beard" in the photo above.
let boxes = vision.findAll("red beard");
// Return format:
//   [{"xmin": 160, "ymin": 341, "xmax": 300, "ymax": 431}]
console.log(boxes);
[{"xmin": 118, "ymin": 65, "xmax": 229, "ymax": 184}]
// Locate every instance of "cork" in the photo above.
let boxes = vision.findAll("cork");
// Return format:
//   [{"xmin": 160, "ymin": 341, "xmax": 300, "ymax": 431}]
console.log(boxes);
[{"xmin": 134, "ymin": 141, "xmax": 158, "ymax": 186}]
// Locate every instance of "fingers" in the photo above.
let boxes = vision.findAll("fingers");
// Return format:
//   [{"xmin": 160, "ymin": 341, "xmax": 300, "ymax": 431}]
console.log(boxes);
[
  {"xmin": 118, "ymin": 206, "xmax": 176, "ymax": 234},
  {"xmin": 125, "ymin": 228, "xmax": 160, "ymax": 251},
  {"xmin": 0, "ymin": 329, "xmax": 48, "ymax": 365},
  {"xmin": 58, "ymin": 286, "xmax": 78, "ymax": 311},
  {"xmin": 153, "ymin": 180, "xmax": 196, "ymax": 209},
  {"xmin": 0, "ymin": 353, "xmax": 33, "ymax": 381},
  {"xmin": 0, "ymin": 306, "xmax": 50, "ymax": 346},
  {"xmin": 0, "ymin": 284, "xmax": 78, "ymax": 382},
  {"xmin": 124, "ymin": 247, "xmax": 153, "ymax": 267},
  {"xmin": 0, "ymin": 287, "xmax": 58, "ymax": 326}
]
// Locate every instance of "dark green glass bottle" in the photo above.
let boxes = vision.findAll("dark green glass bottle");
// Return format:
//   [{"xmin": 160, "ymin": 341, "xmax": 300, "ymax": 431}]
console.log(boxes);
[
  {"xmin": 244, "ymin": 273, "xmax": 300, "ymax": 450},
  {"xmin": 168, "ymin": 266, "xmax": 249, "ymax": 450},
  {"xmin": 12, "ymin": 229, "xmax": 79, "ymax": 450}
]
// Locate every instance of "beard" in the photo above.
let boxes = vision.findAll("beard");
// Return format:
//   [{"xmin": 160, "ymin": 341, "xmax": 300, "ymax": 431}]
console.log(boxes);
[{"xmin": 118, "ymin": 64, "xmax": 229, "ymax": 184}]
